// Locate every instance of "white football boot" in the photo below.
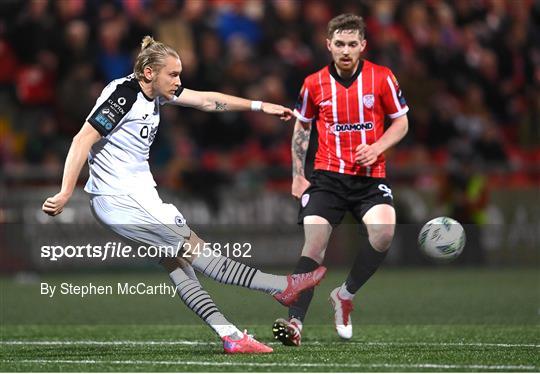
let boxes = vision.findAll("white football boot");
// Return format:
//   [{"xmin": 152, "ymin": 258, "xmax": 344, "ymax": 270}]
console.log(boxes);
[{"xmin": 329, "ymin": 287, "xmax": 354, "ymax": 339}]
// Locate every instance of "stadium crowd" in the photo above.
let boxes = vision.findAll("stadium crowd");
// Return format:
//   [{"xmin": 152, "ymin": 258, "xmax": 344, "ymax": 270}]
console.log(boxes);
[{"xmin": 0, "ymin": 0, "xmax": 538, "ymax": 195}]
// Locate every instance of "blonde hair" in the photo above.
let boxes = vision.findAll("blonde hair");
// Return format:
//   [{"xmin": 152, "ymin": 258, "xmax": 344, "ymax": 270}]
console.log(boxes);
[{"xmin": 133, "ymin": 36, "xmax": 179, "ymax": 80}]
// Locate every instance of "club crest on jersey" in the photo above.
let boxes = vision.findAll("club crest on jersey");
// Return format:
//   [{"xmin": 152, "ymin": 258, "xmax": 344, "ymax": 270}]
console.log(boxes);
[
  {"xmin": 175, "ymin": 215, "xmax": 186, "ymax": 227},
  {"xmin": 330, "ymin": 122, "xmax": 373, "ymax": 133},
  {"xmin": 363, "ymin": 94, "xmax": 374, "ymax": 109},
  {"xmin": 301, "ymin": 194, "xmax": 310, "ymax": 208}
]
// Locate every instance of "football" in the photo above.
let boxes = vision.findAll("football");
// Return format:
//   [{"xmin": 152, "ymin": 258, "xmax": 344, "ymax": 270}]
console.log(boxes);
[{"xmin": 418, "ymin": 217, "xmax": 466, "ymax": 262}]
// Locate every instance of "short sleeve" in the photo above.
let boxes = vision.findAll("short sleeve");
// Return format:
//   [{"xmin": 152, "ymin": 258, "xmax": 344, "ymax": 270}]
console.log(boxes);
[
  {"xmin": 86, "ymin": 80, "xmax": 139, "ymax": 136},
  {"xmin": 293, "ymin": 79, "xmax": 316, "ymax": 123},
  {"xmin": 380, "ymin": 69, "xmax": 409, "ymax": 119}
]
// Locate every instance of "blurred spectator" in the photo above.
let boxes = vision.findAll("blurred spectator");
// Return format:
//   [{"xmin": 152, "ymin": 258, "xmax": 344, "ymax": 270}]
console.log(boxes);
[
  {"xmin": 9, "ymin": 0, "xmax": 56, "ymax": 64},
  {"xmin": 215, "ymin": 1, "xmax": 262, "ymax": 45},
  {"xmin": 97, "ymin": 19, "xmax": 131, "ymax": 82},
  {"xmin": 0, "ymin": 39, "xmax": 19, "ymax": 85},
  {"xmin": 24, "ymin": 114, "xmax": 67, "ymax": 168},
  {"xmin": 156, "ymin": 6, "xmax": 197, "ymax": 79},
  {"xmin": 0, "ymin": 0, "xmax": 537, "ymax": 193},
  {"xmin": 195, "ymin": 30, "xmax": 226, "ymax": 89},
  {"xmin": 474, "ymin": 123, "xmax": 508, "ymax": 165},
  {"xmin": 440, "ymin": 143, "xmax": 491, "ymax": 265},
  {"xmin": 57, "ymin": 20, "xmax": 93, "ymax": 78}
]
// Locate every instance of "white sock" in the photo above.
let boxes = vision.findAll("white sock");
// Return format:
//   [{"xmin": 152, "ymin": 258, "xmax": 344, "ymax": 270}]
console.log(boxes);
[
  {"xmin": 191, "ymin": 255, "xmax": 287, "ymax": 294},
  {"xmin": 206, "ymin": 316, "xmax": 243, "ymax": 339},
  {"xmin": 338, "ymin": 283, "xmax": 355, "ymax": 300},
  {"xmin": 251, "ymin": 271, "xmax": 287, "ymax": 295}
]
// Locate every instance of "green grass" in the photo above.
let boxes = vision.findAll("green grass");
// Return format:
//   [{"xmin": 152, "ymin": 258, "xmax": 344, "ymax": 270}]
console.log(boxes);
[{"xmin": 1, "ymin": 268, "xmax": 539, "ymax": 371}]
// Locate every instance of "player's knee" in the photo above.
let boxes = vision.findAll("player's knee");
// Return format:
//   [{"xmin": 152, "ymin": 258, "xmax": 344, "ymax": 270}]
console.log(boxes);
[{"xmin": 369, "ymin": 227, "xmax": 394, "ymax": 252}]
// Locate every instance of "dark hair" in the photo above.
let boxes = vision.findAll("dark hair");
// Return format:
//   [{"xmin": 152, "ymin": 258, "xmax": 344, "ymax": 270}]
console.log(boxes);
[{"xmin": 327, "ymin": 13, "xmax": 365, "ymax": 39}]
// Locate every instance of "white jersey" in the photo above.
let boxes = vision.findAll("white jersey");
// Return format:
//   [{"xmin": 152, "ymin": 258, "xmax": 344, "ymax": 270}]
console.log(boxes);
[{"xmin": 84, "ymin": 74, "xmax": 182, "ymax": 195}]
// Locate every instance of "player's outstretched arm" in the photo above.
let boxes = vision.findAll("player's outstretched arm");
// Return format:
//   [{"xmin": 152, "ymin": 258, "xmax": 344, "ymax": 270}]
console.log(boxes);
[
  {"xmin": 355, "ymin": 114, "xmax": 408, "ymax": 167},
  {"xmin": 170, "ymin": 88, "xmax": 293, "ymax": 120},
  {"xmin": 42, "ymin": 122, "xmax": 101, "ymax": 216},
  {"xmin": 291, "ymin": 118, "xmax": 312, "ymax": 199}
]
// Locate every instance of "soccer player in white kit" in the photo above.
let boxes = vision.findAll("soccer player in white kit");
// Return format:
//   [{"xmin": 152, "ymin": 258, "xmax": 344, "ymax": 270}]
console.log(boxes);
[{"xmin": 42, "ymin": 36, "xmax": 326, "ymax": 354}]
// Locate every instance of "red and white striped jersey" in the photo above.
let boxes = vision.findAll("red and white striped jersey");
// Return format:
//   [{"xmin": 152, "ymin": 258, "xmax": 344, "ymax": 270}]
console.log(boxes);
[{"xmin": 293, "ymin": 60, "xmax": 408, "ymax": 178}]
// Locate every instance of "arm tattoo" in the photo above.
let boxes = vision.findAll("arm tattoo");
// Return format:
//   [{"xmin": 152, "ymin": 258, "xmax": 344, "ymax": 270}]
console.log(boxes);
[
  {"xmin": 214, "ymin": 101, "xmax": 227, "ymax": 111},
  {"xmin": 291, "ymin": 124, "xmax": 311, "ymax": 177}
]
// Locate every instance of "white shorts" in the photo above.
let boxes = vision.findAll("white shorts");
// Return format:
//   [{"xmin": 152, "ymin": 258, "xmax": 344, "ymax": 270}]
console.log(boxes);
[{"xmin": 90, "ymin": 188, "xmax": 191, "ymax": 257}]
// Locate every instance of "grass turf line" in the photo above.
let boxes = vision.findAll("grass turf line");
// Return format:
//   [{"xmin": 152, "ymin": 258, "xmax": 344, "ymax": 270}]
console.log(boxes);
[{"xmin": 1, "ymin": 268, "xmax": 538, "ymax": 371}]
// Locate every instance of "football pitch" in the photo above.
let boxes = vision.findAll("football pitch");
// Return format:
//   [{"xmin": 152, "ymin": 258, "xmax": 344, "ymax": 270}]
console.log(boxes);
[{"xmin": 1, "ymin": 268, "xmax": 538, "ymax": 372}]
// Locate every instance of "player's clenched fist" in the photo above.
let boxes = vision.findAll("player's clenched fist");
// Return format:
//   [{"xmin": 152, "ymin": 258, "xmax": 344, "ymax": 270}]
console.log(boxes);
[
  {"xmin": 354, "ymin": 143, "xmax": 381, "ymax": 167},
  {"xmin": 261, "ymin": 103, "xmax": 293, "ymax": 121},
  {"xmin": 42, "ymin": 192, "xmax": 70, "ymax": 216},
  {"xmin": 291, "ymin": 175, "xmax": 311, "ymax": 199}
]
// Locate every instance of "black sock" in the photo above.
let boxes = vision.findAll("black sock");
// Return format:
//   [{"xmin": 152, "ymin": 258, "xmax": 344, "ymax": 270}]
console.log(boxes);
[
  {"xmin": 345, "ymin": 246, "xmax": 387, "ymax": 294},
  {"xmin": 288, "ymin": 256, "xmax": 320, "ymax": 322}
]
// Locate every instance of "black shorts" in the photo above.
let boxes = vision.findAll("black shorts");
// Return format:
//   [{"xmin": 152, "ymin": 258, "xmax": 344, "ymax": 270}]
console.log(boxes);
[{"xmin": 298, "ymin": 170, "xmax": 394, "ymax": 225}]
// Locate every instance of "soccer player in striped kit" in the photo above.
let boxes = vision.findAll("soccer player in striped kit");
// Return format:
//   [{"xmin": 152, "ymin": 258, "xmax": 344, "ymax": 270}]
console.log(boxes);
[
  {"xmin": 42, "ymin": 36, "xmax": 326, "ymax": 354},
  {"xmin": 273, "ymin": 14, "xmax": 409, "ymax": 345}
]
